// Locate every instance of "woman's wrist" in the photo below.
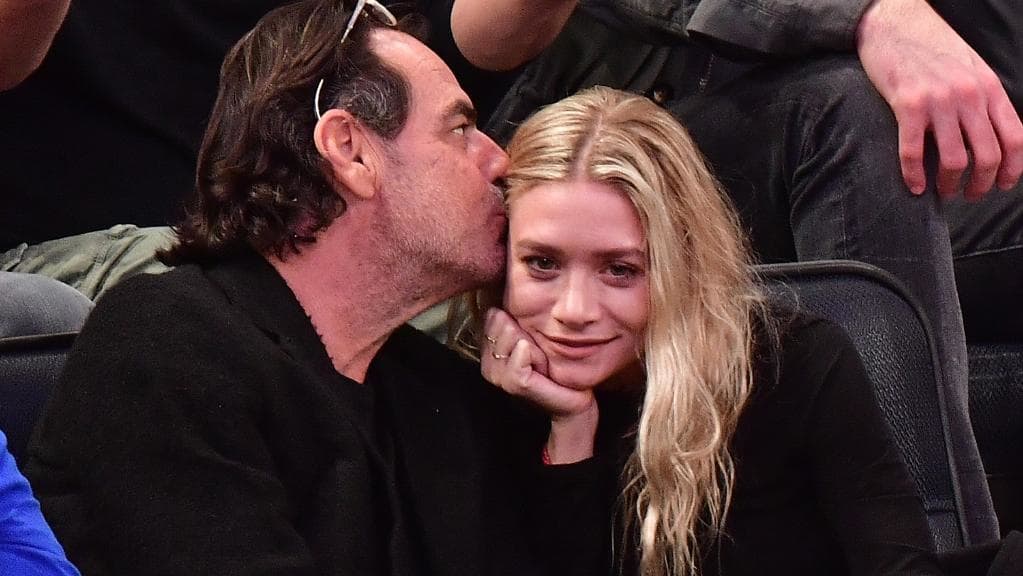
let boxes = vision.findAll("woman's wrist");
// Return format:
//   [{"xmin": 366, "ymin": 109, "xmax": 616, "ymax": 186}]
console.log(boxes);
[{"xmin": 544, "ymin": 402, "xmax": 599, "ymax": 464}]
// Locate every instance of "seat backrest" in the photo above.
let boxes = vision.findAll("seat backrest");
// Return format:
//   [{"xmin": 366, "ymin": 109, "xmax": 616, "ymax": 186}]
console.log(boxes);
[
  {"xmin": 968, "ymin": 342, "xmax": 1023, "ymax": 535},
  {"xmin": 0, "ymin": 332, "xmax": 76, "ymax": 465},
  {"xmin": 756, "ymin": 260, "xmax": 966, "ymax": 552}
]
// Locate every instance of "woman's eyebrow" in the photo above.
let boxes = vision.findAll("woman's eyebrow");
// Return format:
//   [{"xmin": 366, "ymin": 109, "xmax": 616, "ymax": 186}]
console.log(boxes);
[
  {"xmin": 514, "ymin": 239, "xmax": 645, "ymax": 260},
  {"xmin": 513, "ymin": 239, "xmax": 561, "ymax": 255}
]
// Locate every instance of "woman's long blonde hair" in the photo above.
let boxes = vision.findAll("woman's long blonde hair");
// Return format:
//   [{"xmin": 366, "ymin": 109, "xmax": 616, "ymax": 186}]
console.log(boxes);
[{"xmin": 502, "ymin": 86, "xmax": 766, "ymax": 576}]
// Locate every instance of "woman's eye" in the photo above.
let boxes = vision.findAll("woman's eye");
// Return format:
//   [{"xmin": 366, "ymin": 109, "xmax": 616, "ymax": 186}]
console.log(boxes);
[
  {"xmin": 604, "ymin": 262, "xmax": 644, "ymax": 287},
  {"xmin": 607, "ymin": 263, "xmax": 637, "ymax": 277},
  {"xmin": 524, "ymin": 256, "xmax": 557, "ymax": 272}
]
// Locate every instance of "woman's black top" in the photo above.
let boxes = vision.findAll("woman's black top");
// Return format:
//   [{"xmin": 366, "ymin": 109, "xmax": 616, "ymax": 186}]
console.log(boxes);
[{"xmin": 532, "ymin": 312, "xmax": 943, "ymax": 576}]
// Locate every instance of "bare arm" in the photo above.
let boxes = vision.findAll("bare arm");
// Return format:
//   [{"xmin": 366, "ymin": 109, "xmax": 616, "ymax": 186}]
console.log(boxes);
[
  {"xmin": 0, "ymin": 0, "xmax": 70, "ymax": 91},
  {"xmin": 450, "ymin": 0, "xmax": 578, "ymax": 71},
  {"xmin": 856, "ymin": 0, "xmax": 1023, "ymax": 198}
]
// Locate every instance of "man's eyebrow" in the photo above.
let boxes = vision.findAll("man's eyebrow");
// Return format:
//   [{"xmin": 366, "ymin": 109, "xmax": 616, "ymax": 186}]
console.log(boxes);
[{"xmin": 444, "ymin": 99, "xmax": 478, "ymax": 124}]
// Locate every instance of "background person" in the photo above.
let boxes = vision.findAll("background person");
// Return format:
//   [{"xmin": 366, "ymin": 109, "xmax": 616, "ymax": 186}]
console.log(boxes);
[
  {"xmin": 0, "ymin": 0, "xmax": 92, "ymax": 337},
  {"xmin": 0, "ymin": 430, "xmax": 79, "ymax": 576},
  {"xmin": 0, "ymin": 0, "xmax": 69, "ymax": 91}
]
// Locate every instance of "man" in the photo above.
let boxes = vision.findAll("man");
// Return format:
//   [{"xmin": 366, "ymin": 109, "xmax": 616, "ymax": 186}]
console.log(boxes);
[{"xmin": 24, "ymin": 2, "xmax": 539, "ymax": 573}]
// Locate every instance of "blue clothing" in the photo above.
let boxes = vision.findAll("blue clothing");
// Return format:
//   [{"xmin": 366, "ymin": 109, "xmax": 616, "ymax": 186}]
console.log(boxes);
[{"xmin": 0, "ymin": 430, "xmax": 79, "ymax": 576}]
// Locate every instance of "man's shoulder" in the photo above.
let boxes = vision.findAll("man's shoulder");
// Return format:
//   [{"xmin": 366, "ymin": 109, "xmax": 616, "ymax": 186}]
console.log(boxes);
[
  {"xmin": 77, "ymin": 262, "xmax": 262, "ymax": 364},
  {"xmin": 90, "ymin": 264, "xmax": 230, "ymax": 329},
  {"xmin": 386, "ymin": 324, "xmax": 478, "ymax": 376},
  {"xmin": 60, "ymin": 260, "xmax": 290, "ymax": 410},
  {"xmin": 377, "ymin": 324, "xmax": 496, "ymax": 411},
  {"xmin": 98, "ymin": 263, "xmax": 216, "ymax": 301}
]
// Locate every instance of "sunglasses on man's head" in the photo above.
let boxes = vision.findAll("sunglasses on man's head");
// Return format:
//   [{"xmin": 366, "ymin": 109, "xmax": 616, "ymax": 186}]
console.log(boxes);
[{"xmin": 313, "ymin": 0, "xmax": 398, "ymax": 120}]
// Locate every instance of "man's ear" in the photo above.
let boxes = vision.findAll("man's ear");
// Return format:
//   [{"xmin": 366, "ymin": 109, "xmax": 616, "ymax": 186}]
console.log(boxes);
[{"xmin": 313, "ymin": 109, "xmax": 378, "ymax": 200}]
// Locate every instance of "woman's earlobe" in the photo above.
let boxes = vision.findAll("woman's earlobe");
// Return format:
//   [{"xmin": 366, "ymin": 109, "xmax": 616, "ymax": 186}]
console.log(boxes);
[{"xmin": 313, "ymin": 109, "xmax": 377, "ymax": 200}]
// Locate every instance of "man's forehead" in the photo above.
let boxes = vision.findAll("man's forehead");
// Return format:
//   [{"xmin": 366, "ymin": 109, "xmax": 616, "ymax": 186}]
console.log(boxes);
[
  {"xmin": 369, "ymin": 28, "xmax": 470, "ymax": 114},
  {"xmin": 369, "ymin": 28, "xmax": 455, "ymax": 82}
]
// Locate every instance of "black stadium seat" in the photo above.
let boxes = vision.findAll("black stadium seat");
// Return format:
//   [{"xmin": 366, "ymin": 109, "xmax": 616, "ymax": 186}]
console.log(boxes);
[
  {"xmin": 968, "ymin": 343, "xmax": 1023, "ymax": 536},
  {"xmin": 0, "ymin": 331, "xmax": 76, "ymax": 464},
  {"xmin": 756, "ymin": 260, "xmax": 999, "ymax": 552}
]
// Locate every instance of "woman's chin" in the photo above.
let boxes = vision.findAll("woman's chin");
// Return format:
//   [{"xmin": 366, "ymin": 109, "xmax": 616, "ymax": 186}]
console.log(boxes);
[
  {"xmin": 547, "ymin": 357, "xmax": 645, "ymax": 393},
  {"xmin": 547, "ymin": 362, "xmax": 607, "ymax": 392}
]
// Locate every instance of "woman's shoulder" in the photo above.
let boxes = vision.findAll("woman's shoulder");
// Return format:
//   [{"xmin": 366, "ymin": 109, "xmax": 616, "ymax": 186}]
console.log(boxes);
[
  {"xmin": 758, "ymin": 301, "xmax": 856, "ymax": 358},
  {"xmin": 765, "ymin": 300, "xmax": 852, "ymax": 341},
  {"xmin": 750, "ymin": 304, "xmax": 865, "ymax": 404}
]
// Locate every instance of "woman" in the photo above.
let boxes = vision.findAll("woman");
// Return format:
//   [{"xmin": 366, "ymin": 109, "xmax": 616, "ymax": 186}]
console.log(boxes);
[{"xmin": 468, "ymin": 86, "xmax": 942, "ymax": 576}]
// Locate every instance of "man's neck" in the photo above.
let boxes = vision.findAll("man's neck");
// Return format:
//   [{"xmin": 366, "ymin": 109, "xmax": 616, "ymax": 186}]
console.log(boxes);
[{"xmin": 267, "ymin": 221, "xmax": 448, "ymax": 383}]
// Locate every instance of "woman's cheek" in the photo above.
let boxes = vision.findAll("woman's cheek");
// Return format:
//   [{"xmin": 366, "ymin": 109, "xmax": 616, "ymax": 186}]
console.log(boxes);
[{"xmin": 504, "ymin": 268, "xmax": 546, "ymax": 316}]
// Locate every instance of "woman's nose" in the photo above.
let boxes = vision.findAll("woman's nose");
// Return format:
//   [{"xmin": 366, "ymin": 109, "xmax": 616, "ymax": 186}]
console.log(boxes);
[{"xmin": 551, "ymin": 273, "xmax": 599, "ymax": 328}]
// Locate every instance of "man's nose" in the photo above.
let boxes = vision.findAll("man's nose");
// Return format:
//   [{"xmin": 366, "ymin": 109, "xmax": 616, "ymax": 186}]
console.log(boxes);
[{"xmin": 478, "ymin": 132, "xmax": 509, "ymax": 181}]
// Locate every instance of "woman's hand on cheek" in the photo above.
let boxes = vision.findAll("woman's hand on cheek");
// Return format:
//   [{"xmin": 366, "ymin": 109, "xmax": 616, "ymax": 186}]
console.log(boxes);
[
  {"xmin": 481, "ymin": 307, "xmax": 594, "ymax": 418},
  {"xmin": 482, "ymin": 308, "xmax": 598, "ymax": 463}
]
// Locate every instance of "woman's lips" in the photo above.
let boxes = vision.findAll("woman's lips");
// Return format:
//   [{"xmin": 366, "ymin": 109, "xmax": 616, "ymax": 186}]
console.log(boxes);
[{"xmin": 540, "ymin": 333, "xmax": 616, "ymax": 360}]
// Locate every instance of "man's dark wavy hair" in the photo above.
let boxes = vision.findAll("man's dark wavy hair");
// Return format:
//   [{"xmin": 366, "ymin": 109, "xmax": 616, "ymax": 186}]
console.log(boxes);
[{"xmin": 161, "ymin": 0, "xmax": 424, "ymax": 265}]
